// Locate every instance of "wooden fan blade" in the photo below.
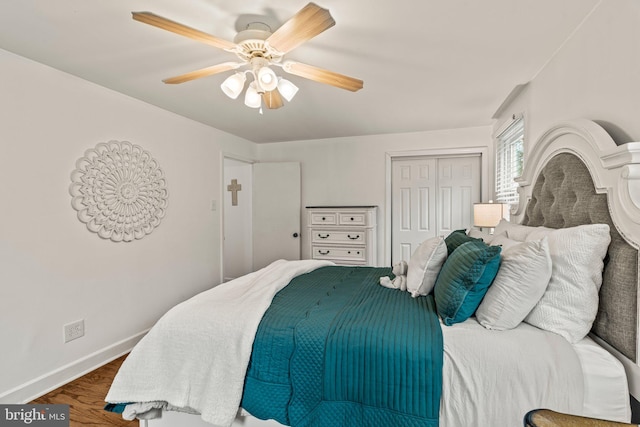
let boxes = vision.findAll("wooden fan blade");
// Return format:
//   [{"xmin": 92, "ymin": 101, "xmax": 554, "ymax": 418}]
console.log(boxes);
[
  {"xmin": 132, "ymin": 12, "xmax": 236, "ymax": 51},
  {"xmin": 163, "ymin": 62, "xmax": 242, "ymax": 84},
  {"xmin": 283, "ymin": 61, "xmax": 363, "ymax": 92},
  {"xmin": 262, "ymin": 90, "xmax": 284, "ymax": 109},
  {"xmin": 266, "ymin": 3, "xmax": 335, "ymax": 54}
]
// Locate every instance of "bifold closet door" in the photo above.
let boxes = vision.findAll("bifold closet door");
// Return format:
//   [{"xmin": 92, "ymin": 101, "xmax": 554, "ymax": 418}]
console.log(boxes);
[
  {"xmin": 391, "ymin": 157, "xmax": 438, "ymax": 264},
  {"xmin": 391, "ymin": 155, "xmax": 480, "ymax": 264},
  {"xmin": 436, "ymin": 156, "xmax": 480, "ymax": 237}
]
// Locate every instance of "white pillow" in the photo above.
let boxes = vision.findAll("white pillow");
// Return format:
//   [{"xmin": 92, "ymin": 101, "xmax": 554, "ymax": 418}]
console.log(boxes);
[
  {"xmin": 468, "ymin": 228, "xmax": 494, "ymax": 244},
  {"xmin": 406, "ymin": 236, "xmax": 448, "ymax": 297},
  {"xmin": 524, "ymin": 224, "xmax": 611, "ymax": 343},
  {"xmin": 492, "ymin": 219, "xmax": 542, "ymax": 242},
  {"xmin": 492, "ymin": 219, "xmax": 514, "ymax": 238},
  {"xmin": 476, "ymin": 238, "xmax": 552, "ymax": 330},
  {"xmin": 489, "ymin": 234, "xmax": 521, "ymax": 251},
  {"xmin": 508, "ymin": 224, "xmax": 553, "ymax": 242}
]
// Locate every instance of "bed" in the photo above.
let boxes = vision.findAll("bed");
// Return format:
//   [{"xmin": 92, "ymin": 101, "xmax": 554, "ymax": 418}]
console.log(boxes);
[{"xmin": 105, "ymin": 119, "xmax": 640, "ymax": 427}]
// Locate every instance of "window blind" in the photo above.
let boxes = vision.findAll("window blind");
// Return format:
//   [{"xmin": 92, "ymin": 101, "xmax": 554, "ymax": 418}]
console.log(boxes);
[{"xmin": 495, "ymin": 117, "xmax": 524, "ymax": 206}]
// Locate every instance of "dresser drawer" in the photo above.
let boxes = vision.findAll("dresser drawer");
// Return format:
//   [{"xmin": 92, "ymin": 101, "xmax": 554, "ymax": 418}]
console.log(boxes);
[
  {"xmin": 311, "ymin": 245, "xmax": 366, "ymax": 262},
  {"xmin": 310, "ymin": 229, "xmax": 366, "ymax": 244},
  {"xmin": 309, "ymin": 212, "xmax": 338, "ymax": 225},
  {"xmin": 338, "ymin": 212, "xmax": 368, "ymax": 226},
  {"xmin": 306, "ymin": 206, "xmax": 377, "ymax": 266}
]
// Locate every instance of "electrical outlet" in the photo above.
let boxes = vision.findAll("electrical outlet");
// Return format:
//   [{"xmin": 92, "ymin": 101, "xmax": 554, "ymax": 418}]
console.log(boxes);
[{"xmin": 63, "ymin": 320, "xmax": 84, "ymax": 343}]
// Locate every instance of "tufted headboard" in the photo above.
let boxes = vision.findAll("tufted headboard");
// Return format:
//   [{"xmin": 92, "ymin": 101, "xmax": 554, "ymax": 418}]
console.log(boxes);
[{"xmin": 521, "ymin": 152, "xmax": 639, "ymax": 361}]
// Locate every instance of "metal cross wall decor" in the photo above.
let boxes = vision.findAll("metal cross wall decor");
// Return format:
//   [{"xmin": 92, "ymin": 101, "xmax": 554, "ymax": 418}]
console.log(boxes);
[{"xmin": 227, "ymin": 179, "xmax": 242, "ymax": 206}]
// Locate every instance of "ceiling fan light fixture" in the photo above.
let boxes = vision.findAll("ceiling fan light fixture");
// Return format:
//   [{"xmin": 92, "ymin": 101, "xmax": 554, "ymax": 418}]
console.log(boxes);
[
  {"xmin": 134, "ymin": 5, "xmax": 364, "ymax": 112},
  {"xmin": 277, "ymin": 78, "xmax": 299, "ymax": 102},
  {"xmin": 220, "ymin": 72, "xmax": 247, "ymax": 99},
  {"xmin": 257, "ymin": 66, "xmax": 278, "ymax": 92},
  {"xmin": 244, "ymin": 82, "xmax": 262, "ymax": 108}
]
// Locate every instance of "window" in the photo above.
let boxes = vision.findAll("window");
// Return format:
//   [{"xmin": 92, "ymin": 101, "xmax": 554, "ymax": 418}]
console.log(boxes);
[{"xmin": 495, "ymin": 116, "xmax": 524, "ymax": 208}]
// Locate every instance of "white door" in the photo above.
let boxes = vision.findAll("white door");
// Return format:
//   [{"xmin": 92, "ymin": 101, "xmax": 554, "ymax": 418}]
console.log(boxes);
[
  {"xmin": 252, "ymin": 162, "xmax": 301, "ymax": 270},
  {"xmin": 437, "ymin": 156, "xmax": 480, "ymax": 236},
  {"xmin": 391, "ymin": 155, "xmax": 480, "ymax": 264},
  {"xmin": 391, "ymin": 157, "xmax": 438, "ymax": 263}
]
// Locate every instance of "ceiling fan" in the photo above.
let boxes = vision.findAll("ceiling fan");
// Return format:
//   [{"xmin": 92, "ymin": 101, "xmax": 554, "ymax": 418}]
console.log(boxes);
[{"xmin": 132, "ymin": 3, "xmax": 364, "ymax": 110}]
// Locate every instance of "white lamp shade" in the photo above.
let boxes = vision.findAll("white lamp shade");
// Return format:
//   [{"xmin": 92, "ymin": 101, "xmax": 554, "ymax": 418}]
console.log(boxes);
[
  {"xmin": 244, "ymin": 82, "xmax": 262, "ymax": 108},
  {"xmin": 473, "ymin": 203, "xmax": 504, "ymax": 228},
  {"xmin": 257, "ymin": 66, "xmax": 278, "ymax": 92},
  {"xmin": 277, "ymin": 78, "xmax": 299, "ymax": 102},
  {"xmin": 221, "ymin": 72, "xmax": 246, "ymax": 99}
]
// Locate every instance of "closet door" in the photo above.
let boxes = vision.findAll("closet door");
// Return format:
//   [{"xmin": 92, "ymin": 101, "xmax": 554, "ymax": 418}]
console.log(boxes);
[
  {"xmin": 437, "ymin": 156, "xmax": 480, "ymax": 237},
  {"xmin": 391, "ymin": 155, "xmax": 480, "ymax": 264},
  {"xmin": 391, "ymin": 158, "xmax": 438, "ymax": 263}
]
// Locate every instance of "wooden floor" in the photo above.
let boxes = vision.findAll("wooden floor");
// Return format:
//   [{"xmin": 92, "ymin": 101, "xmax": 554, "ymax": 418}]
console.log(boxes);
[{"xmin": 31, "ymin": 355, "xmax": 136, "ymax": 427}]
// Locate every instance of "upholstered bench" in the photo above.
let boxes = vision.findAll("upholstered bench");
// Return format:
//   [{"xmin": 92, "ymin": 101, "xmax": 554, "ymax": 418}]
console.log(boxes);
[{"xmin": 524, "ymin": 409, "xmax": 636, "ymax": 426}]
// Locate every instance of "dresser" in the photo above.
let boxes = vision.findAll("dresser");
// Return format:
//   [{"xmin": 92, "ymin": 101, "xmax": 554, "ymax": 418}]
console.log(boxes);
[{"xmin": 306, "ymin": 206, "xmax": 377, "ymax": 266}]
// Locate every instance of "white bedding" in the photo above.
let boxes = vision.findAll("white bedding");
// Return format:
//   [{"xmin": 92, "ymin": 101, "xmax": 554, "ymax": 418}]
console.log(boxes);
[
  {"xmin": 106, "ymin": 259, "xmax": 333, "ymax": 427},
  {"xmin": 141, "ymin": 318, "xmax": 630, "ymax": 427},
  {"xmin": 440, "ymin": 318, "xmax": 584, "ymax": 427},
  {"xmin": 110, "ymin": 259, "xmax": 630, "ymax": 427},
  {"xmin": 574, "ymin": 336, "xmax": 631, "ymax": 422},
  {"xmin": 440, "ymin": 321, "xmax": 632, "ymax": 425}
]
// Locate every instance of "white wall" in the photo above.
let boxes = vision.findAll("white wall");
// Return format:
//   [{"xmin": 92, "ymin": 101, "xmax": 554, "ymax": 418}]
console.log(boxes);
[
  {"xmin": 257, "ymin": 127, "xmax": 493, "ymax": 265},
  {"xmin": 494, "ymin": 0, "xmax": 640, "ymax": 150},
  {"xmin": 223, "ymin": 158, "xmax": 253, "ymax": 281},
  {"xmin": 0, "ymin": 49, "xmax": 256, "ymax": 402}
]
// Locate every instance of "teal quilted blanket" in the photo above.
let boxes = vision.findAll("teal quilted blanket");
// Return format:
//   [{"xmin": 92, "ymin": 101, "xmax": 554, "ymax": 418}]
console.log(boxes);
[{"xmin": 241, "ymin": 266, "xmax": 443, "ymax": 427}]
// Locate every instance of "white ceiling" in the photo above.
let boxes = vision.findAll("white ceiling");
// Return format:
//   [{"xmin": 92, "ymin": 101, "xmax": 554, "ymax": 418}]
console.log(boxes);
[{"xmin": 0, "ymin": 0, "xmax": 600, "ymax": 143}]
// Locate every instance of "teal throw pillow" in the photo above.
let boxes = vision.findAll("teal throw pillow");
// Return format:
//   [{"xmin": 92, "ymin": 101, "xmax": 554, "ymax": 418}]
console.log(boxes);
[
  {"xmin": 444, "ymin": 229, "xmax": 482, "ymax": 255},
  {"xmin": 434, "ymin": 241, "xmax": 502, "ymax": 326}
]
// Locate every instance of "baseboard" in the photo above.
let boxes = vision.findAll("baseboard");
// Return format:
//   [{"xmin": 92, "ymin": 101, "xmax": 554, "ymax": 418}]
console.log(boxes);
[{"xmin": 0, "ymin": 329, "xmax": 149, "ymax": 404}]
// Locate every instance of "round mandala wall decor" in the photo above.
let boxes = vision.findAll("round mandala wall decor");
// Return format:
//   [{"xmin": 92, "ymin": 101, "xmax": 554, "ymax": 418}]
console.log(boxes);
[{"xmin": 69, "ymin": 140, "xmax": 168, "ymax": 242}]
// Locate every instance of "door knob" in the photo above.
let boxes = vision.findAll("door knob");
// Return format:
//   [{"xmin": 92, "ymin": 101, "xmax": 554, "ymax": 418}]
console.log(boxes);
[{"xmin": 292, "ymin": 232, "xmax": 299, "ymax": 238}]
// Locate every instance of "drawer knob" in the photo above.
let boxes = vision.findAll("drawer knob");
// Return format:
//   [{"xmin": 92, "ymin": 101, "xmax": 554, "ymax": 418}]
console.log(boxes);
[
  {"xmin": 322, "ymin": 216, "xmax": 326, "ymax": 220},
  {"xmin": 350, "ymin": 217, "xmax": 354, "ymax": 221},
  {"xmin": 318, "ymin": 233, "xmax": 330, "ymax": 239},
  {"xmin": 347, "ymin": 234, "xmax": 360, "ymax": 240}
]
